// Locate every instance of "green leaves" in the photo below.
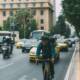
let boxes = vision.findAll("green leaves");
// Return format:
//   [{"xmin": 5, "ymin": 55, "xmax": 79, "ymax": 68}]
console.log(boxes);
[
  {"xmin": 3, "ymin": 8, "xmax": 37, "ymax": 38},
  {"xmin": 62, "ymin": 0, "xmax": 80, "ymax": 36},
  {"xmin": 54, "ymin": 15, "xmax": 71, "ymax": 37},
  {"xmin": 15, "ymin": 9, "xmax": 37, "ymax": 38}
]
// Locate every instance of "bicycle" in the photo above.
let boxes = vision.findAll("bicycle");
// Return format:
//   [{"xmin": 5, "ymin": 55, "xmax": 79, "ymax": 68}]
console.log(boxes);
[{"xmin": 36, "ymin": 58, "xmax": 53, "ymax": 80}]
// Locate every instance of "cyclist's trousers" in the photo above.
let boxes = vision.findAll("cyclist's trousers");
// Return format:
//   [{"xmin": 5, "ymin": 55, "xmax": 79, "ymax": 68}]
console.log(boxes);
[{"xmin": 42, "ymin": 59, "xmax": 54, "ymax": 76}]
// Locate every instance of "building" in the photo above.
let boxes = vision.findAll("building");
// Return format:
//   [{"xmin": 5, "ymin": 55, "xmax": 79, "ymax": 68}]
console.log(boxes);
[{"xmin": 0, "ymin": 0, "xmax": 54, "ymax": 31}]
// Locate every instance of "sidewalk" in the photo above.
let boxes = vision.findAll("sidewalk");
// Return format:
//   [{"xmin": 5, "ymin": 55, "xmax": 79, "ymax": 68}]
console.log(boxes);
[
  {"xmin": 76, "ymin": 44, "xmax": 80, "ymax": 80},
  {"xmin": 72, "ymin": 42, "xmax": 80, "ymax": 80},
  {"xmin": 64, "ymin": 42, "xmax": 80, "ymax": 80}
]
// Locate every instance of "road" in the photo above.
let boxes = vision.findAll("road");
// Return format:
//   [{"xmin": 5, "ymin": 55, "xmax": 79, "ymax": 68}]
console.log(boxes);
[{"xmin": 0, "ymin": 46, "xmax": 75, "ymax": 80}]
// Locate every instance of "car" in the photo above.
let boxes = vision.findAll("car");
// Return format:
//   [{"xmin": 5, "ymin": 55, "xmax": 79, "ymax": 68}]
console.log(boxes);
[
  {"xmin": 15, "ymin": 41, "xmax": 24, "ymax": 48},
  {"xmin": 21, "ymin": 39, "xmax": 38, "ymax": 53},
  {"xmin": 57, "ymin": 42, "xmax": 68, "ymax": 52},
  {"xmin": 0, "ymin": 36, "xmax": 4, "ymax": 53},
  {"xmin": 29, "ymin": 45, "xmax": 60, "ymax": 63},
  {"xmin": 22, "ymin": 43, "xmax": 33, "ymax": 53},
  {"xmin": 56, "ymin": 38, "xmax": 69, "ymax": 52},
  {"xmin": 15, "ymin": 38, "xmax": 29, "ymax": 49},
  {"xmin": 65, "ymin": 39, "xmax": 73, "ymax": 47}
]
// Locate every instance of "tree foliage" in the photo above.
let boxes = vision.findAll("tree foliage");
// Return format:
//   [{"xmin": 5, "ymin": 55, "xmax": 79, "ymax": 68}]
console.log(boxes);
[
  {"xmin": 3, "ymin": 9, "xmax": 37, "ymax": 38},
  {"xmin": 54, "ymin": 15, "xmax": 71, "ymax": 37},
  {"xmin": 3, "ymin": 17, "xmax": 13, "ymax": 31},
  {"xmin": 62, "ymin": 0, "xmax": 80, "ymax": 36}
]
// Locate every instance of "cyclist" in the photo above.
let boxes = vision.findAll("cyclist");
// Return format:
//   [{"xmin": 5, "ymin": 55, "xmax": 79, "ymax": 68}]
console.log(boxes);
[{"xmin": 36, "ymin": 36, "xmax": 56, "ymax": 79}]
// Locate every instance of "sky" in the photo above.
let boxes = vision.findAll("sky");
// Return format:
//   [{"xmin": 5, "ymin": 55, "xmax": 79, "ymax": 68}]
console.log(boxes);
[{"xmin": 55, "ymin": 0, "xmax": 62, "ymax": 18}]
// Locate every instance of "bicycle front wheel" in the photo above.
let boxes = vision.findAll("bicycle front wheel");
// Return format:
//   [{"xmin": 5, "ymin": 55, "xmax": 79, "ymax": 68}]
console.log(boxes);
[
  {"xmin": 44, "ymin": 70, "xmax": 48, "ymax": 80},
  {"xmin": 44, "ymin": 70, "xmax": 52, "ymax": 80}
]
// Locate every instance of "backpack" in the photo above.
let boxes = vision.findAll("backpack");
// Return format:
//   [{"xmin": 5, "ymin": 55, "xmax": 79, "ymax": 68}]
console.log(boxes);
[{"xmin": 40, "ymin": 43, "xmax": 52, "ymax": 57}]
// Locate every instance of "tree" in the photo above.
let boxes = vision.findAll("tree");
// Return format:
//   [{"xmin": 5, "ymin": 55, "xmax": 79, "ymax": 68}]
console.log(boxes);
[
  {"xmin": 15, "ymin": 9, "xmax": 37, "ymax": 38},
  {"xmin": 54, "ymin": 15, "xmax": 71, "ymax": 37},
  {"xmin": 0, "ymin": 26, "xmax": 2, "ymax": 31},
  {"xmin": 3, "ymin": 9, "xmax": 37, "ymax": 38},
  {"xmin": 3, "ymin": 16, "xmax": 15, "ymax": 31},
  {"xmin": 62, "ymin": 0, "xmax": 80, "ymax": 37}
]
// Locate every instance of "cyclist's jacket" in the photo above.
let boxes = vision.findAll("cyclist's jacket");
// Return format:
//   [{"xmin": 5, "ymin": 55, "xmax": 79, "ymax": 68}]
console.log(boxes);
[{"xmin": 36, "ymin": 42, "xmax": 56, "ymax": 58}]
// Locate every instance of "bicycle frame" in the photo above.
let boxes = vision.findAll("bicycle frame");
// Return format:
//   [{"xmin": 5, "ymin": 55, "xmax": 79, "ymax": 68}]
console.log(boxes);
[
  {"xmin": 44, "ymin": 61, "xmax": 50, "ymax": 73},
  {"xmin": 43, "ymin": 60, "xmax": 52, "ymax": 80}
]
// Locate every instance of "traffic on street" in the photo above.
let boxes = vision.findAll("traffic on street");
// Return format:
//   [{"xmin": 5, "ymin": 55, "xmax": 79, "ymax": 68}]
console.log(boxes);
[
  {"xmin": 0, "ymin": 44, "xmax": 75, "ymax": 80},
  {"xmin": 0, "ymin": 0, "xmax": 80, "ymax": 80}
]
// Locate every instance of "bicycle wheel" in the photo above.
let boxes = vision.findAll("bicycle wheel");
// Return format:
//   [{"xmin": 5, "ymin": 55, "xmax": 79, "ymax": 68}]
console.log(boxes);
[
  {"xmin": 44, "ymin": 70, "xmax": 52, "ymax": 80},
  {"xmin": 44, "ymin": 70, "xmax": 48, "ymax": 80}
]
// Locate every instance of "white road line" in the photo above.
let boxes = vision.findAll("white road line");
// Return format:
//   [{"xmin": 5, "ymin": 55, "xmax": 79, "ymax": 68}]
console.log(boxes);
[
  {"xmin": 0, "ymin": 63, "xmax": 14, "ymax": 70},
  {"xmin": 32, "ymin": 78, "xmax": 37, "ymax": 80},
  {"xmin": 18, "ymin": 75, "xmax": 28, "ymax": 80}
]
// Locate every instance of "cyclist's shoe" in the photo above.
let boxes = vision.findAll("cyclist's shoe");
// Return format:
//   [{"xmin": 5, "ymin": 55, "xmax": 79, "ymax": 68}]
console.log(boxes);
[
  {"xmin": 51, "ymin": 75, "xmax": 54, "ymax": 79},
  {"xmin": 51, "ymin": 73, "xmax": 54, "ymax": 79}
]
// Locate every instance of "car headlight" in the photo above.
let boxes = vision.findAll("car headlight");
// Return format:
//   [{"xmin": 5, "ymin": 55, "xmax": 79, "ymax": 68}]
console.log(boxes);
[
  {"xmin": 2, "ymin": 47, "xmax": 7, "ymax": 50},
  {"xmin": 30, "ymin": 52, "xmax": 35, "ymax": 54}
]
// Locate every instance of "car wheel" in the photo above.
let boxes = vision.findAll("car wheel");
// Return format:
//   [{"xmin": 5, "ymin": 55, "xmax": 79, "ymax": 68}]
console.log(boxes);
[
  {"xmin": 29, "ymin": 59, "xmax": 32, "ymax": 62},
  {"xmin": 55, "ymin": 54, "xmax": 60, "ymax": 62},
  {"xmin": 65, "ymin": 48, "xmax": 68, "ymax": 52},
  {"xmin": 29, "ymin": 59, "xmax": 35, "ymax": 63},
  {"xmin": 62, "ymin": 48, "xmax": 68, "ymax": 52},
  {"xmin": 57, "ymin": 54, "xmax": 60, "ymax": 61}
]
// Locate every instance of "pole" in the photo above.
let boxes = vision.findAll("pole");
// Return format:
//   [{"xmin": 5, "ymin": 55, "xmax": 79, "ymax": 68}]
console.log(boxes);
[{"xmin": 23, "ymin": 24, "xmax": 26, "ymax": 38}]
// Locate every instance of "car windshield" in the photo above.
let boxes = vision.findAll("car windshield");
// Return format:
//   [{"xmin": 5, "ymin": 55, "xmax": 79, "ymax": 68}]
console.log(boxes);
[
  {"xmin": 32, "ymin": 32, "xmax": 43, "ymax": 40},
  {"xmin": 0, "ymin": 36, "xmax": 3, "ymax": 43}
]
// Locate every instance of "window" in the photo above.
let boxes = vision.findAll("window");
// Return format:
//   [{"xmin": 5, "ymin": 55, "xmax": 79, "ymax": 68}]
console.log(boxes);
[
  {"xmin": 32, "ymin": 3, "xmax": 36, "ymax": 7},
  {"xmin": 25, "ymin": 4, "xmax": 28, "ymax": 7},
  {"xmin": 11, "ymin": 0, "xmax": 14, "ymax": 1},
  {"xmin": 32, "ymin": 0, "xmax": 35, "ymax": 1},
  {"xmin": 41, "ymin": 26, "xmax": 44, "ymax": 30},
  {"xmin": 10, "ymin": 3, "xmax": 13, "ymax": 8},
  {"xmin": 40, "ymin": 3, "xmax": 43, "ymax": 7},
  {"xmin": 10, "ymin": 10, "xmax": 13, "ymax": 16},
  {"xmin": 3, "ymin": 0, "xmax": 6, "ymax": 2},
  {"xmin": 40, "ymin": 19, "xmax": 44, "ymax": 24},
  {"xmin": 2, "ymin": 3, "xmax": 6, "ymax": 9},
  {"xmin": 40, "ymin": 9, "xmax": 44, "ymax": 15},
  {"xmin": 32, "ymin": 9, "xmax": 36, "ymax": 15},
  {"xmin": 17, "ymin": 3, "xmax": 21, "ymax": 8},
  {"xmin": 3, "ymin": 10, "xmax": 6, "ymax": 16}
]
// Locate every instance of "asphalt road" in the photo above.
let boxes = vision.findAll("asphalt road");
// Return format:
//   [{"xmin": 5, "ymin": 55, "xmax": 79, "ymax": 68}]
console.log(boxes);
[{"xmin": 0, "ymin": 46, "xmax": 75, "ymax": 80}]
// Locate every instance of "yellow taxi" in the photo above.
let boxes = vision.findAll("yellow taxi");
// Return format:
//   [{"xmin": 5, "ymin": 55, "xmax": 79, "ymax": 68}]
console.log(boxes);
[
  {"xmin": 15, "ymin": 41, "xmax": 24, "ymax": 48},
  {"xmin": 57, "ymin": 42, "xmax": 68, "ymax": 52},
  {"xmin": 29, "ymin": 45, "xmax": 60, "ymax": 62}
]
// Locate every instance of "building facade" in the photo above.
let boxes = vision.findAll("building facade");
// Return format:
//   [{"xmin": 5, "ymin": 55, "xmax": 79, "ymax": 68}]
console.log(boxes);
[{"xmin": 0, "ymin": 0, "xmax": 54, "ymax": 31}]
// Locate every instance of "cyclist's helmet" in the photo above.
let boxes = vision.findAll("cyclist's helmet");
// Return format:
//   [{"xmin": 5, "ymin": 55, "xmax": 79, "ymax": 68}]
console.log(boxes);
[
  {"xmin": 41, "ymin": 35, "xmax": 49, "ymax": 41},
  {"xmin": 50, "ymin": 37, "xmax": 56, "ymax": 43}
]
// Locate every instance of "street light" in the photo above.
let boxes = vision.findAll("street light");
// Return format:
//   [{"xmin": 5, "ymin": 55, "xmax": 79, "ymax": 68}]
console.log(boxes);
[{"xmin": 10, "ymin": 22, "xmax": 15, "ymax": 43}]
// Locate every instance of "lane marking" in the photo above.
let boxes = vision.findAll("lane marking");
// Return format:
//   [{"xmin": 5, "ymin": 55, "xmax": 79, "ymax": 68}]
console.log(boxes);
[
  {"xmin": 32, "ymin": 78, "xmax": 37, "ymax": 80},
  {"xmin": 0, "ymin": 63, "xmax": 14, "ymax": 70},
  {"xmin": 19, "ymin": 75, "xmax": 28, "ymax": 80}
]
